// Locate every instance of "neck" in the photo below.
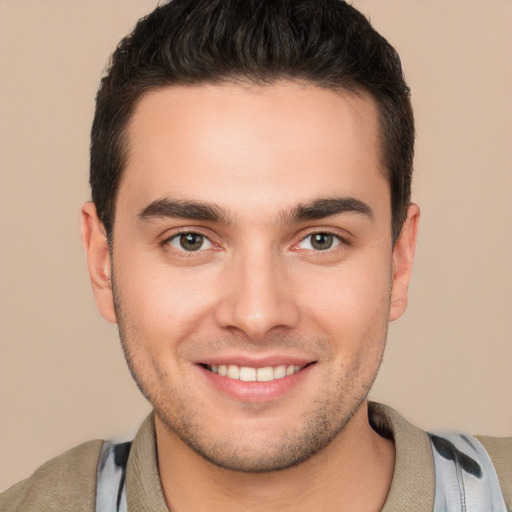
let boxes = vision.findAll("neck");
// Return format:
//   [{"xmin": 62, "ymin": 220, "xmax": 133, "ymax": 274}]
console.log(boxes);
[{"xmin": 155, "ymin": 402, "xmax": 395, "ymax": 512}]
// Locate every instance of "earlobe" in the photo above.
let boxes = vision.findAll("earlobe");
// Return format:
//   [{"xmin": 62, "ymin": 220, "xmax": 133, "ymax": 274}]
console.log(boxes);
[
  {"xmin": 81, "ymin": 202, "xmax": 117, "ymax": 324},
  {"xmin": 389, "ymin": 203, "xmax": 420, "ymax": 322}
]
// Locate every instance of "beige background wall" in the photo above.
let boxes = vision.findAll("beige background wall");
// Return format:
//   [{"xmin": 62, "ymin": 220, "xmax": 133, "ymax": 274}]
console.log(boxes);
[{"xmin": 1, "ymin": 0, "xmax": 511, "ymax": 491}]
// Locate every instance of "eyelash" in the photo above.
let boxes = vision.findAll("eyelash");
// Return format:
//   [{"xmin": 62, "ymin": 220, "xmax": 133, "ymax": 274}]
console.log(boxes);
[
  {"xmin": 294, "ymin": 231, "xmax": 348, "ymax": 252},
  {"xmin": 161, "ymin": 230, "xmax": 218, "ymax": 255}
]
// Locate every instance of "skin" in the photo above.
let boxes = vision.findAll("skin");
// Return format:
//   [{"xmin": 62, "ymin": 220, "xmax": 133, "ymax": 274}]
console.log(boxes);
[{"xmin": 82, "ymin": 81, "xmax": 419, "ymax": 511}]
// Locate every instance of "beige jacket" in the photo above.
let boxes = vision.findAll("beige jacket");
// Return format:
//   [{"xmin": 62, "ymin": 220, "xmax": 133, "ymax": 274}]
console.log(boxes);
[{"xmin": 2, "ymin": 403, "xmax": 511, "ymax": 511}]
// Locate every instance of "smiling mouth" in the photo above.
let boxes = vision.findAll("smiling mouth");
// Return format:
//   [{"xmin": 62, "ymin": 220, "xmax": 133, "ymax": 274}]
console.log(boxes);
[{"xmin": 201, "ymin": 363, "xmax": 314, "ymax": 382}]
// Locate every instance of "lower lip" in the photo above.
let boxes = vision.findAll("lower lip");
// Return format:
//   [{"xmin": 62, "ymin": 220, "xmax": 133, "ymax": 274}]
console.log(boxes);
[{"xmin": 198, "ymin": 364, "xmax": 315, "ymax": 403}]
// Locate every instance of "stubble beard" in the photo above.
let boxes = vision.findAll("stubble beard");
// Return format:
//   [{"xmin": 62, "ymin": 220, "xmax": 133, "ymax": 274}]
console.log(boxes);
[{"xmin": 112, "ymin": 280, "xmax": 388, "ymax": 474}]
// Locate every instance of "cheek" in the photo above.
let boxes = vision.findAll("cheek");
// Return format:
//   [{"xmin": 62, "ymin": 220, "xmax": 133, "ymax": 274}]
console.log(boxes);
[
  {"xmin": 113, "ymin": 253, "xmax": 220, "ymax": 341},
  {"xmin": 296, "ymin": 256, "xmax": 392, "ymax": 338}
]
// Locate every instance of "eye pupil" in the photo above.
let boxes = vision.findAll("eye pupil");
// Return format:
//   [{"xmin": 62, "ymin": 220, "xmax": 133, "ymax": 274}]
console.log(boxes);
[
  {"xmin": 311, "ymin": 233, "xmax": 333, "ymax": 250},
  {"xmin": 180, "ymin": 233, "xmax": 203, "ymax": 251}
]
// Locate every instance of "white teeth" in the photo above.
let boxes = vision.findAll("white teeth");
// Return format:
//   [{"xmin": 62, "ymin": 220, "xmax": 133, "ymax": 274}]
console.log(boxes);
[
  {"xmin": 273, "ymin": 365, "xmax": 286, "ymax": 379},
  {"xmin": 240, "ymin": 366, "xmax": 257, "ymax": 381},
  {"xmin": 256, "ymin": 366, "xmax": 274, "ymax": 382},
  {"xmin": 227, "ymin": 365, "xmax": 240, "ymax": 379},
  {"xmin": 208, "ymin": 363, "xmax": 305, "ymax": 381}
]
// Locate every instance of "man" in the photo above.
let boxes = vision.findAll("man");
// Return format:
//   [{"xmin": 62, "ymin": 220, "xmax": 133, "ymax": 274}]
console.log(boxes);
[{"xmin": 1, "ymin": 0, "xmax": 510, "ymax": 511}]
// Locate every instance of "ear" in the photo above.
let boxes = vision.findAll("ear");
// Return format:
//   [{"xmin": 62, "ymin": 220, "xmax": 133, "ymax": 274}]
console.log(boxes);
[
  {"xmin": 81, "ymin": 202, "xmax": 117, "ymax": 324},
  {"xmin": 389, "ymin": 203, "xmax": 420, "ymax": 322}
]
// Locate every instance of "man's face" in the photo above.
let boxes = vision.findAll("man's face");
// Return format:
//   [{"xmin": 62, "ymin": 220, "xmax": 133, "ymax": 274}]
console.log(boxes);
[{"xmin": 85, "ymin": 82, "xmax": 416, "ymax": 472}]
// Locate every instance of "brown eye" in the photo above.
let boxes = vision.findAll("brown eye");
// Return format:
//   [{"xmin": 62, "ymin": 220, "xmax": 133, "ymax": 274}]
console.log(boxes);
[
  {"xmin": 168, "ymin": 232, "xmax": 213, "ymax": 252},
  {"xmin": 296, "ymin": 232, "xmax": 342, "ymax": 251},
  {"xmin": 311, "ymin": 233, "xmax": 334, "ymax": 250},
  {"xmin": 180, "ymin": 233, "xmax": 204, "ymax": 251}
]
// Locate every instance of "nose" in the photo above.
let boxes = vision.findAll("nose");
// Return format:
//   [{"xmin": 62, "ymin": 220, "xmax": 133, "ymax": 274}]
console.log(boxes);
[{"xmin": 214, "ymin": 250, "xmax": 301, "ymax": 341}]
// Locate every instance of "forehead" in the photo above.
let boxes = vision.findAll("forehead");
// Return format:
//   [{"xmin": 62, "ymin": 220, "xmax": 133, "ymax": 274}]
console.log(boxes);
[{"xmin": 118, "ymin": 81, "xmax": 388, "ymax": 222}]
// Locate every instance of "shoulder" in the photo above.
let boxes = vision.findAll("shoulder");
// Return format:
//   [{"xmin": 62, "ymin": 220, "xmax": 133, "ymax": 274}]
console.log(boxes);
[
  {"xmin": 0, "ymin": 439, "xmax": 103, "ymax": 512},
  {"xmin": 476, "ymin": 434, "xmax": 512, "ymax": 508}
]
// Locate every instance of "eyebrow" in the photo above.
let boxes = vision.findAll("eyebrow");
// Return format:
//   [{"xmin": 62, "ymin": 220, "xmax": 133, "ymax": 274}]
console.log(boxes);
[
  {"xmin": 282, "ymin": 197, "xmax": 373, "ymax": 224},
  {"xmin": 138, "ymin": 196, "xmax": 373, "ymax": 225},
  {"xmin": 138, "ymin": 198, "xmax": 232, "ymax": 224}
]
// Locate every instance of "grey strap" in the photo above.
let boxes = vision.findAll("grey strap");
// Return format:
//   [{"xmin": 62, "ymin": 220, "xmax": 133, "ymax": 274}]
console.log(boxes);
[
  {"xmin": 429, "ymin": 432, "xmax": 507, "ymax": 512},
  {"xmin": 95, "ymin": 440, "xmax": 131, "ymax": 512}
]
